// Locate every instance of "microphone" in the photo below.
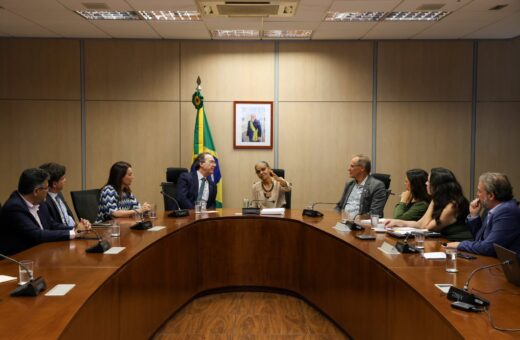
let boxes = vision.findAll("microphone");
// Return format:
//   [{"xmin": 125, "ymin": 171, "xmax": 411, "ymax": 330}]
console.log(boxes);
[
  {"xmin": 395, "ymin": 233, "xmax": 419, "ymax": 253},
  {"xmin": 0, "ymin": 253, "xmax": 47, "ymax": 297},
  {"xmin": 302, "ymin": 202, "xmax": 336, "ymax": 217},
  {"xmin": 446, "ymin": 260, "xmax": 511, "ymax": 307},
  {"xmin": 83, "ymin": 229, "xmax": 112, "ymax": 253},
  {"xmin": 243, "ymin": 199, "xmax": 276, "ymax": 215},
  {"xmin": 464, "ymin": 260, "xmax": 512, "ymax": 291},
  {"xmin": 160, "ymin": 190, "xmax": 189, "ymax": 218}
]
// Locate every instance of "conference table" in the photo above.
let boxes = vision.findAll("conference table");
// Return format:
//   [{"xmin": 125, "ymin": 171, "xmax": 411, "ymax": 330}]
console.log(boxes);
[{"xmin": 0, "ymin": 209, "xmax": 519, "ymax": 339}]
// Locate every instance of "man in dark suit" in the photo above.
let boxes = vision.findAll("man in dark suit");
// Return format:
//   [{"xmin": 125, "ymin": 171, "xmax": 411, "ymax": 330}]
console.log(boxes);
[
  {"xmin": 447, "ymin": 172, "xmax": 520, "ymax": 257},
  {"xmin": 176, "ymin": 152, "xmax": 217, "ymax": 209},
  {"xmin": 39, "ymin": 162, "xmax": 75, "ymax": 228},
  {"xmin": 0, "ymin": 168, "xmax": 90, "ymax": 256},
  {"xmin": 335, "ymin": 154, "xmax": 387, "ymax": 218}
]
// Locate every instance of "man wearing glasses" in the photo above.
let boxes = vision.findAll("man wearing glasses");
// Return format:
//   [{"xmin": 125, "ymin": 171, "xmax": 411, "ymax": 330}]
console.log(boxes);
[
  {"xmin": 335, "ymin": 154, "xmax": 387, "ymax": 219},
  {"xmin": 0, "ymin": 168, "xmax": 90, "ymax": 256}
]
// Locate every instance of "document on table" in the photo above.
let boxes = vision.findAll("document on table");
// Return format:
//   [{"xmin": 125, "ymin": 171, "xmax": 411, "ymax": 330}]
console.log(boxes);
[
  {"xmin": 0, "ymin": 275, "xmax": 17, "ymax": 283},
  {"xmin": 45, "ymin": 284, "xmax": 76, "ymax": 296},
  {"xmin": 390, "ymin": 227, "xmax": 428, "ymax": 235},
  {"xmin": 104, "ymin": 247, "xmax": 125, "ymax": 254},
  {"xmin": 148, "ymin": 226, "xmax": 166, "ymax": 231},
  {"xmin": 333, "ymin": 222, "xmax": 350, "ymax": 232},
  {"xmin": 422, "ymin": 252, "xmax": 446, "ymax": 260},
  {"xmin": 260, "ymin": 208, "xmax": 285, "ymax": 215}
]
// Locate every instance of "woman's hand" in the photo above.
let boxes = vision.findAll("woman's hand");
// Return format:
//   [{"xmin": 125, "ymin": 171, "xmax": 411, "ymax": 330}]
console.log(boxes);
[
  {"xmin": 400, "ymin": 190, "xmax": 411, "ymax": 203},
  {"xmin": 384, "ymin": 219, "xmax": 404, "ymax": 228},
  {"xmin": 140, "ymin": 202, "xmax": 152, "ymax": 213}
]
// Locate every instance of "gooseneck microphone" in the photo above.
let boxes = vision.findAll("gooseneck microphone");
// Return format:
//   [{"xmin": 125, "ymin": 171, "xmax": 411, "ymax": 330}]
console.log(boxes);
[
  {"xmin": 160, "ymin": 191, "xmax": 189, "ymax": 218},
  {"xmin": 464, "ymin": 260, "xmax": 512, "ymax": 291},
  {"xmin": 83, "ymin": 229, "xmax": 112, "ymax": 253},
  {"xmin": 446, "ymin": 260, "xmax": 511, "ymax": 308},
  {"xmin": 0, "ymin": 253, "xmax": 47, "ymax": 296},
  {"xmin": 302, "ymin": 202, "xmax": 337, "ymax": 217},
  {"xmin": 243, "ymin": 199, "xmax": 276, "ymax": 215}
]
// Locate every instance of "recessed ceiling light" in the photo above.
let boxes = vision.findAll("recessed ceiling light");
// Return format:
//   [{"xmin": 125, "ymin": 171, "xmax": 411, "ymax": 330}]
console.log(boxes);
[
  {"xmin": 211, "ymin": 30, "xmax": 260, "ymax": 39},
  {"xmin": 384, "ymin": 11, "xmax": 450, "ymax": 21},
  {"xmin": 75, "ymin": 10, "xmax": 140, "ymax": 20},
  {"xmin": 263, "ymin": 30, "xmax": 312, "ymax": 39},
  {"xmin": 138, "ymin": 10, "xmax": 201, "ymax": 21},
  {"xmin": 324, "ymin": 11, "xmax": 386, "ymax": 22}
]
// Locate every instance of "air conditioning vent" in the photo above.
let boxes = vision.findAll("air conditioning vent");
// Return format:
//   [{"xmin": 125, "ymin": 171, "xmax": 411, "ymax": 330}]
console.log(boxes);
[{"xmin": 199, "ymin": 0, "xmax": 298, "ymax": 17}]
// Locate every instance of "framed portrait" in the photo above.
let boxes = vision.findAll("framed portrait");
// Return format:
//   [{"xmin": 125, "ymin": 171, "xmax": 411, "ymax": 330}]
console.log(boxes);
[{"xmin": 233, "ymin": 101, "xmax": 273, "ymax": 149}]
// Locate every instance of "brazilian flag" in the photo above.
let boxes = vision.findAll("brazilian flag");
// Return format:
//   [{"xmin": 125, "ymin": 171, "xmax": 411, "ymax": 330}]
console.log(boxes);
[{"xmin": 191, "ymin": 90, "xmax": 223, "ymax": 208}]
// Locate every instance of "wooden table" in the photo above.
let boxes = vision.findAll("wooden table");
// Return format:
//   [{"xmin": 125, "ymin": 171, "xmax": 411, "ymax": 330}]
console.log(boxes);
[{"xmin": 0, "ymin": 209, "xmax": 519, "ymax": 339}]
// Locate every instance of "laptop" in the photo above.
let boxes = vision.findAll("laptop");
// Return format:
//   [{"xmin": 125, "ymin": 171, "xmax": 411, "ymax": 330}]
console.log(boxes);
[{"xmin": 494, "ymin": 243, "xmax": 520, "ymax": 287}]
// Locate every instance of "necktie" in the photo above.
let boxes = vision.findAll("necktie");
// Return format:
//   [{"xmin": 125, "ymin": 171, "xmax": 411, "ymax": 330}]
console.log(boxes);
[
  {"xmin": 197, "ymin": 178, "xmax": 207, "ymax": 201},
  {"xmin": 55, "ymin": 195, "xmax": 67, "ymax": 224}
]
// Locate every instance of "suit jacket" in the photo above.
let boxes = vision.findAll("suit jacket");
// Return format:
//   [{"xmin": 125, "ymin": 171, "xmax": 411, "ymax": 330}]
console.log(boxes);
[
  {"xmin": 0, "ymin": 191, "xmax": 71, "ymax": 256},
  {"xmin": 335, "ymin": 175, "xmax": 387, "ymax": 217},
  {"xmin": 44, "ymin": 192, "xmax": 74, "ymax": 226},
  {"xmin": 458, "ymin": 199, "xmax": 520, "ymax": 257},
  {"xmin": 176, "ymin": 172, "xmax": 217, "ymax": 209}
]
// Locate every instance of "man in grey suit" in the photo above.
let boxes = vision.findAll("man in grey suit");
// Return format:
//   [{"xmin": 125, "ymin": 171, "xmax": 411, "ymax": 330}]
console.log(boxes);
[{"xmin": 335, "ymin": 154, "xmax": 387, "ymax": 218}]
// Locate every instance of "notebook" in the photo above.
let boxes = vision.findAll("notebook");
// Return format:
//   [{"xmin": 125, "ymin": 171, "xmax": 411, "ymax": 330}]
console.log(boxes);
[{"xmin": 494, "ymin": 243, "xmax": 520, "ymax": 287}]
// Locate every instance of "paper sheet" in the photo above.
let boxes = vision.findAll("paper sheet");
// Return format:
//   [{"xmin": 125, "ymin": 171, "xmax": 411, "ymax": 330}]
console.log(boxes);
[
  {"xmin": 104, "ymin": 247, "xmax": 125, "ymax": 254},
  {"xmin": 45, "ymin": 284, "xmax": 76, "ymax": 296},
  {"xmin": 333, "ymin": 222, "xmax": 350, "ymax": 232},
  {"xmin": 0, "ymin": 275, "xmax": 17, "ymax": 283},
  {"xmin": 260, "ymin": 208, "xmax": 285, "ymax": 215},
  {"xmin": 378, "ymin": 242, "xmax": 400, "ymax": 255},
  {"xmin": 422, "ymin": 252, "xmax": 446, "ymax": 260},
  {"xmin": 148, "ymin": 226, "xmax": 166, "ymax": 231}
]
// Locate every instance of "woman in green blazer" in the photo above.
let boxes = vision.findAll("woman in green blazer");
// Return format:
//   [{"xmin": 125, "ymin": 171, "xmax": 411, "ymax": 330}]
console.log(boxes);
[{"xmin": 393, "ymin": 169, "xmax": 430, "ymax": 220}]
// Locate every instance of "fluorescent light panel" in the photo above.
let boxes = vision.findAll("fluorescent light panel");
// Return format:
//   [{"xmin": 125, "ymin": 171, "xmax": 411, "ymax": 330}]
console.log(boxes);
[
  {"xmin": 138, "ymin": 10, "xmax": 201, "ymax": 21},
  {"xmin": 324, "ymin": 11, "xmax": 451, "ymax": 22},
  {"xmin": 75, "ymin": 10, "xmax": 140, "ymax": 20},
  {"xmin": 325, "ymin": 11, "xmax": 386, "ymax": 22},
  {"xmin": 75, "ymin": 10, "xmax": 202, "ymax": 21},
  {"xmin": 211, "ymin": 30, "xmax": 260, "ymax": 39},
  {"xmin": 384, "ymin": 11, "xmax": 450, "ymax": 21},
  {"xmin": 263, "ymin": 30, "xmax": 312, "ymax": 39}
]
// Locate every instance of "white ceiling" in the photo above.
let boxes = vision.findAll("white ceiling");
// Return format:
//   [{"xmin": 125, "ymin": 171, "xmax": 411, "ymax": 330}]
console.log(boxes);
[{"xmin": 0, "ymin": 0, "xmax": 518, "ymax": 39}]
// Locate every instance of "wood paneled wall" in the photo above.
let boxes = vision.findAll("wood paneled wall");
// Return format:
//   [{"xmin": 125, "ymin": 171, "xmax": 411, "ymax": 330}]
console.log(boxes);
[{"xmin": 0, "ymin": 38, "xmax": 518, "ymax": 214}]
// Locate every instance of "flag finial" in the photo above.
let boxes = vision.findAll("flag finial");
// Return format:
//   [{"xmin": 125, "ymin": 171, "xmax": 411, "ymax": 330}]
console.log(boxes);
[{"xmin": 196, "ymin": 76, "xmax": 202, "ymax": 91}]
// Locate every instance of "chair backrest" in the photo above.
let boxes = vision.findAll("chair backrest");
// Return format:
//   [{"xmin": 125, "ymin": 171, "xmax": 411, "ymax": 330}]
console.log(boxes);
[
  {"xmin": 161, "ymin": 182, "xmax": 180, "ymax": 210},
  {"xmin": 371, "ymin": 173, "xmax": 391, "ymax": 190},
  {"xmin": 162, "ymin": 167, "xmax": 189, "ymax": 210},
  {"xmin": 272, "ymin": 168, "xmax": 291, "ymax": 209},
  {"xmin": 166, "ymin": 167, "xmax": 189, "ymax": 183},
  {"xmin": 70, "ymin": 189, "xmax": 101, "ymax": 222}
]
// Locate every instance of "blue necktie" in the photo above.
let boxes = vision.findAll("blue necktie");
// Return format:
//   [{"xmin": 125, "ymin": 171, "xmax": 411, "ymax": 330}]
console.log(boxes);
[{"xmin": 197, "ymin": 178, "xmax": 207, "ymax": 201}]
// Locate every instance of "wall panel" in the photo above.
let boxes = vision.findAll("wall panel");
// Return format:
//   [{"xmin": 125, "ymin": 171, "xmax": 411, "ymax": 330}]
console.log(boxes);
[
  {"xmin": 279, "ymin": 41, "xmax": 373, "ymax": 102},
  {"xmin": 85, "ymin": 40, "xmax": 180, "ymax": 101},
  {"xmin": 377, "ymin": 102, "xmax": 472, "ymax": 216},
  {"xmin": 478, "ymin": 38, "xmax": 520, "ymax": 101},
  {"xmin": 0, "ymin": 100, "xmax": 82, "ymax": 203},
  {"xmin": 85, "ymin": 101, "xmax": 180, "ymax": 208},
  {"xmin": 475, "ymin": 102, "xmax": 520, "ymax": 191},
  {"xmin": 0, "ymin": 39, "xmax": 80, "ymax": 100},
  {"xmin": 378, "ymin": 41, "xmax": 473, "ymax": 102},
  {"xmin": 278, "ymin": 102, "xmax": 372, "ymax": 209},
  {"xmin": 180, "ymin": 41, "xmax": 275, "ymax": 101},
  {"xmin": 180, "ymin": 102, "xmax": 273, "ymax": 208}
]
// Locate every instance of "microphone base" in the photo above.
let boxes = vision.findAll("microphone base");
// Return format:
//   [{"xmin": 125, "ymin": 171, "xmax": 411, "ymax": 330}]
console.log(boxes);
[
  {"xmin": 242, "ymin": 208, "xmax": 261, "ymax": 215},
  {"xmin": 395, "ymin": 241, "xmax": 419, "ymax": 253},
  {"xmin": 86, "ymin": 240, "xmax": 112, "ymax": 253},
  {"xmin": 130, "ymin": 221, "xmax": 153, "ymax": 230},
  {"xmin": 447, "ymin": 286, "xmax": 490, "ymax": 307},
  {"xmin": 168, "ymin": 209, "xmax": 189, "ymax": 218},
  {"xmin": 302, "ymin": 209, "xmax": 323, "ymax": 217},
  {"xmin": 11, "ymin": 277, "xmax": 47, "ymax": 297}
]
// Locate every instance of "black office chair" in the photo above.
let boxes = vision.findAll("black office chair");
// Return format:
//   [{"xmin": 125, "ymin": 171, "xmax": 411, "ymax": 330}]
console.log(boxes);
[
  {"xmin": 272, "ymin": 168, "xmax": 291, "ymax": 209},
  {"xmin": 70, "ymin": 189, "xmax": 101, "ymax": 222},
  {"xmin": 371, "ymin": 173, "xmax": 392, "ymax": 207},
  {"xmin": 161, "ymin": 167, "xmax": 188, "ymax": 210}
]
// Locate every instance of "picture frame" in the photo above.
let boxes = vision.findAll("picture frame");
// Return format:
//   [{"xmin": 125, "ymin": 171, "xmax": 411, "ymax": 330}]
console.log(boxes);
[{"xmin": 233, "ymin": 101, "xmax": 273, "ymax": 149}]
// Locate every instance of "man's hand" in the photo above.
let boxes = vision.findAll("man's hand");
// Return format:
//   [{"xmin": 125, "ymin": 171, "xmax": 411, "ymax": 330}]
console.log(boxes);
[
  {"xmin": 469, "ymin": 198, "xmax": 481, "ymax": 217},
  {"xmin": 76, "ymin": 219, "xmax": 91, "ymax": 232}
]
